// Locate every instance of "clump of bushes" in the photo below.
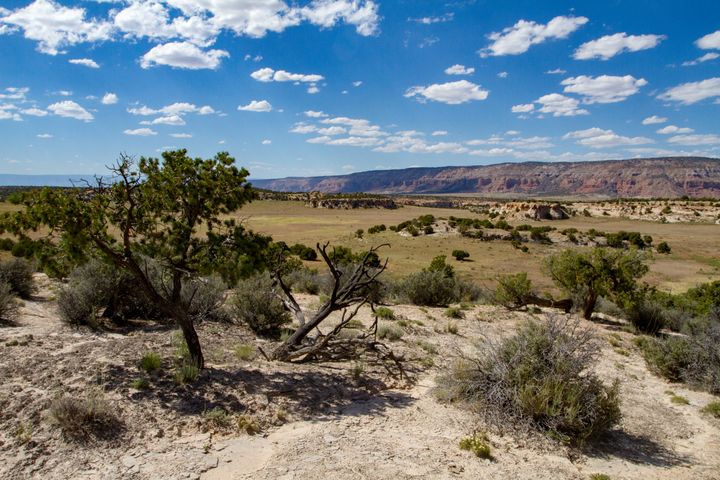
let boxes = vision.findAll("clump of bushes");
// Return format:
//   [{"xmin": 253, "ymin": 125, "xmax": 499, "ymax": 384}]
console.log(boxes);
[
  {"xmin": 459, "ymin": 433, "xmax": 492, "ymax": 459},
  {"xmin": 657, "ymin": 241, "xmax": 672, "ymax": 254},
  {"xmin": 0, "ymin": 258, "xmax": 35, "ymax": 299},
  {"xmin": 452, "ymin": 250, "xmax": 470, "ymax": 261},
  {"xmin": 231, "ymin": 272, "xmax": 291, "ymax": 338},
  {"xmin": 377, "ymin": 322, "xmax": 404, "ymax": 341},
  {"xmin": 0, "ymin": 281, "xmax": 18, "ymax": 323},
  {"xmin": 139, "ymin": 352, "xmax": 162, "ymax": 373},
  {"xmin": 495, "ymin": 272, "xmax": 533, "ymax": 310},
  {"xmin": 367, "ymin": 224, "xmax": 386, "ymax": 234},
  {"xmin": 397, "ymin": 256, "xmax": 480, "ymax": 307},
  {"xmin": 289, "ymin": 243, "xmax": 318, "ymax": 261},
  {"xmin": 48, "ymin": 389, "xmax": 121, "ymax": 441},
  {"xmin": 635, "ymin": 325, "xmax": 720, "ymax": 395},
  {"xmin": 436, "ymin": 318, "xmax": 621, "ymax": 446},
  {"xmin": 623, "ymin": 294, "xmax": 666, "ymax": 335},
  {"xmin": 374, "ymin": 306, "xmax": 395, "ymax": 320}
]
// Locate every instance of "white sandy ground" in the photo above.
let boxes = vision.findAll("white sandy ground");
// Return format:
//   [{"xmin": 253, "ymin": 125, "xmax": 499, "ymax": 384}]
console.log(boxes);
[{"xmin": 1, "ymin": 274, "xmax": 719, "ymax": 480}]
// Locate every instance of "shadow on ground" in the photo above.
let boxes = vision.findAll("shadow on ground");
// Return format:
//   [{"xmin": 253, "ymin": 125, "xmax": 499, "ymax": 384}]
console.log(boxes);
[
  {"xmin": 585, "ymin": 429, "xmax": 690, "ymax": 468},
  {"xmin": 104, "ymin": 363, "xmax": 415, "ymax": 421}
]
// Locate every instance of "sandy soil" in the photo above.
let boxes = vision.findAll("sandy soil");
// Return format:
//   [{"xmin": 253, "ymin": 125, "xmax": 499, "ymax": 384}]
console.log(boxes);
[{"xmin": 1, "ymin": 275, "xmax": 719, "ymax": 480}]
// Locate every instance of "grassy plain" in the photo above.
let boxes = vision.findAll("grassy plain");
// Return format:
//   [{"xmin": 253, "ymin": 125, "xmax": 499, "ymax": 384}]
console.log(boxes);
[{"xmin": 236, "ymin": 200, "xmax": 720, "ymax": 293}]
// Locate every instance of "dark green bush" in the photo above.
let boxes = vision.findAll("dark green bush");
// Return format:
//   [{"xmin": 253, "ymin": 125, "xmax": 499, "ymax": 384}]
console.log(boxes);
[
  {"xmin": 495, "ymin": 272, "xmax": 533, "ymax": 310},
  {"xmin": 657, "ymin": 242, "xmax": 672, "ymax": 254},
  {"xmin": 436, "ymin": 318, "xmax": 621, "ymax": 446},
  {"xmin": 0, "ymin": 258, "xmax": 35, "ymax": 299},
  {"xmin": 0, "ymin": 281, "xmax": 18, "ymax": 322},
  {"xmin": 398, "ymin": 257, "xmax": 480, "ymax": 307},
  {"xmin": 452, "ymin": 250, "xmax": 470, "ymax": 261},
  {"xmin": 231, "ymin": 273, "xmax": 291, "ymax": 338},
  {"xmin": 284, "ymin": 267, "xmax": 324, "ymax": 294},
  {"xmin": 0, "ymin": 238, "xmax": 14, "ymax": 251}
]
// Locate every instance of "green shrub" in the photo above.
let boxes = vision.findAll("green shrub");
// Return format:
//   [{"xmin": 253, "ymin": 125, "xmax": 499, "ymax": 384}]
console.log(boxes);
[
  {"xmin": 459, "ymin": 433, "xmax": 492, "ymax": 459},
  {"xmin": 367, "ymin": 224, "xmax": 386, "ymax": 234},
  {"xmin": 284, "ymin": 267, "xmax": 323, "ymax": 294},
  {"xmin": 48, "ymin": 389, "xmax": 120, "ymax": 440},
  {"xmin": 355, "ymin": 229, "xmax": 364, "ymax": 239},
  {"xmin": 231, "ymin": 273, "xmax": 291, "ymax": 338},
  {"xmin": 131, "ymin": 377, "xmax": 150, "ymax": 390},
  {"xmin": 701, "ymin": 401, "xmax": 720, "ymax": 418},
  {"xmin": 139, "ymin": 352, "xmax": 162, "ymax": 373},
  {"xmin": 234, "ymin": 344, "xmax": 255, "ymax": 361},
  {"xmin": 290, "ymin": 243, "xmax": 318, "ymax": 261},
  {"xmin": 624, "ymin": 295, "xmax": 666, "ymax": 335},
  {"xmin": 445, "ymin": 306, "xmax": 463, "ymax": 319},
  {"xmin": 452, "ymin": 250, "xmax": 470, "ymax": 261},
  {"xmin": 400, "ymin": 270, "xmax": 457, "ymax": 306},
  {"xmin": 377, "ymin": 322, "xmax": 404, "ymax": 341},
  {"xmin": 423, "ymin": 226, "xmax": 434, "ymax": 235},
  {"xmin": 589, "ymin": 475, "xmax": 611, "ymax": 480},
  {"xmin": 670, "ymin": 395, "xmax": 689, "ymax": 405},
  {"xmin": 406, "ymin": 225, "xmax": 419, "ymax": 237},
  {"xmin": 657, "ymin": 242, "xmax": 672, "ymax": 254},
  {"xmin": 495, "ymin": 272, "xmax": 533, "ymax": 310},
  {"xmin": 0, "ymin": 238, "xmax": 14, "ymax": 251},
  {"xmin": 436, "ymin": 318, "xmax": 621, "ymax": 446},
  {"xmin": 445, "ymin": 321, "xmax": 459, "ymax": 334},
  {"xmin": 174, "ymin": 362, "xmax": 200, "ymax": 384},
  {"xmin": 203, "ymin": 407, "xmax": 232, "ymax": 429},
  {"xmin": 374, "ymin": 306, "xmax": 395, "ymax": 320},
  {"xmin": 0, "ymin": 258, "xmax": 35, "ymax": 299},
  {"xmin": 0, "ymin": 281, "xmax": 18, "ymax": 322}
]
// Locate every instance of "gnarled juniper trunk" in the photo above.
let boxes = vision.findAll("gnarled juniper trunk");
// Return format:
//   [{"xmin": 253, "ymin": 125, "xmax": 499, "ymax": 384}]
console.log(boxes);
[{"xmin": 175, "ymin": 309, "xmax": 204, "ymax": 368}]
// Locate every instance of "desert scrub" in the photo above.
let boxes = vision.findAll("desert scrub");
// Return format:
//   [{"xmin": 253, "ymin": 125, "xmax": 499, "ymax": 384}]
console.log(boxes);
[
  {"xmin": 231, "ymin": 272, "xmax": 291, "ymax": 338},
  {"xmin": 234, "ymin": 344, "xmax": 256, "ymax": 361},
  {"xmin": 377, "ymin": 322, "xmax": 404, "ymax": 341},
  {"xmin": 670, "ymin": 395, "xmax": 689, "ymax": 405},
  {"xmin": 237, "ymin": 414, "xmax": 261, "ymax": 435},
  {"xmin": 0, "ymin": 281, "xmax": 18, "ymax": 323},
  {"xmin": 436, "ymin": 317, "xmax": 621, "ymax": 446},
  {"xmin": 131, "ymin": 377, "xmax": 150, "ymax": 390},
  {"xmin": 495, "ymin": 272, "xmax": 533, "ymax": 310},
  {"xmin": 445, "ymin": 306, "xmax": 463, "ymax": 319},
  {"xmin": 416, "ymin": 340, "xmax": 438, "ymax": 354},
  {"xmin": 459, "ymin": 433, "xmax": 492, "ymax": 459},
  {"xmin": 48, "ymin": 389, "xmax": 121, "ymax": 441},
  {"xmin": 445, "ymin": 321, "xmax": 459, "ymax": 335},
  {"xmin": 373, "ymin": 306, "xmax": 395, "ymax": 320},
  {"xmin": 174, "ymin": 362, "xmax": 200, "ymax": 384},
  {"xmin": 203, "ymin": 408, "xmax": 232, "ymax": 430},
  {"xmin": 589, "ymin": 475, "xmax": 611, "ymax": 480},
  {"xmin": 701, "ymin": 401, "xmax": 720, "ymax": 418},
  {"xmin": 139, "ymin": 352, "xmax": 162, "ymax": 373},
  {"xmin": 0, "ymin": 258, "xmax": 35, "ymax": 299}
]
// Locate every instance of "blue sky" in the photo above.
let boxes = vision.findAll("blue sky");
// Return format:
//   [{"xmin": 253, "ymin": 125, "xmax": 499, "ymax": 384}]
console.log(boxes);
[{"xmin": 0, "ymin": 0, "xmax": 719, "ymax": 178}]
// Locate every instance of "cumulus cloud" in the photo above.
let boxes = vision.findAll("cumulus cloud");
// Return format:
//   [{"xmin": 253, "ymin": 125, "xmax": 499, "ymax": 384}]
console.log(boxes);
[
  {"xmin": 511, "ymin": 103, "xmax": 535, "ymax": 113},
  {"xmin": 666, "ymin": 134, "xmax": 720, "ymax": 146},
  {"xmin": 656, "ymin": 125, "xmax": 694, "ymax": 134},
  {"xmin": 535, "ymin": 93, "xmax": 588, "ymax": 117},
  {"xmin": 47, "ymin": 100, "xmax": 93, "ymax": 121},
  {"xmin": 431, "ymin": 130, "xmax": 448, "ymax": 136},
  {"xmin": 250, "ymin": 67, "xmax": 323, "ymax": 83},
  {"xmin": 444, "ymin": 64, "xmax": 474, "ymax": 75},
  {"xmin": 479, "ymin": 15, "xmax": 587, "ymax": 57},
  {"xmin": 151, "ymin": 115, "xmax": 185, "ymax": 125},
  {"xmin": 304, "ymin": 110, "xmax": 328, "ymax": 118},
  {"xmin": 682, "ymin": 52, "xmax": 719, "ymax": 67},
  {"xmin": 642, "ymin": 115, "xmax": 667, "ymax": 125},
  {"xmin": 101, "ymin": 93, "xmax": 118, "ymax": 105},
  {"xmin": 69, "ymin": 58, "xmax": 99, "ymax": 68},
  {"xmin": 127, "ymin": 102, "xmax": 214, "ymax": 116},
  {"xmin": 696, "ymin": 30, "xmax": 720, "ymax": 50},
  {"xmin": 563, "ymin": 127, "xmax": 652, "ymax": 148},
  {"xmin": 170, "ymin": 133, "xmax": 192, "ymax": 138},
  {"xmin": 124, "ymin": 128, "xmax": 157, "ymax": 136},
  {"xmin": 658, "ymin": 77, "xmax": 720, "ymax": 104},
  {"xmin": 140, "ymin": 41, "xmax": 229, "ymax": 69},
  {"xmin": 561, "ymin": 75, "xmax": 647, "ymax": 104},
  {"xmin": 404, "ymin": 80, "xmax": 489, "ymax": 104},
  {"xmin": 238, "ymin": 100, "xmax": 273, "ymax": 112},
  {"xmin": 22, "ymin": 107, "xmax": 48, "ymax": 116},
  {"xmin": 408, "ymin": 13, "xmax": 453, "ymax": 24},
  {"xmin": 0, "ymin": 0, "xmax": 113, "ymax": 55},
  {"xmin": 573, "ymin": 33, "xmax": 665, "ymax": 60}
]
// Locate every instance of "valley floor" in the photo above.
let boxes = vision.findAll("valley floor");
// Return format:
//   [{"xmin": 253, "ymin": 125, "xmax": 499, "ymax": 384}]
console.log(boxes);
[{"xmin": 1, "ymin": 275, "xmax": 719, "ymax": 480}]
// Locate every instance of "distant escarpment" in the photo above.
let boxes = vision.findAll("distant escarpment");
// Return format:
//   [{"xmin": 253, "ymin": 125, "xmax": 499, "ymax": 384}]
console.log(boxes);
[{"xmin": 252, "ymin": 157, "xmax": 720, "ymax": 198}]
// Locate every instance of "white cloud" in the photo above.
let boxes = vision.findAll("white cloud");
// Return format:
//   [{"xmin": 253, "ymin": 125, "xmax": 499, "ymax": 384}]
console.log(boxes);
[
  {"xmin": 535, "ymin": 93, "xmax": 588, "ymax": 117},
  {"xmin": 307, "ymin": 85, "xmax": 319, "ymax": 94},
  {"xmin": 151, "ymin": 115, "xmax": 185, "ymax": 126},
  {"xmin": 659, "ymin": 77, "xmax": 720, "ymax": 105},
  {"xmin": 573, "ymin": 33, "xmax": 665, "ymax": 60},
  {"xmin": 140, "ymin": 41, "xmax": 229, "ymax": 69},
  {"xmin": 22, "ymin": 107, "xmax": 47, "ymax": 116},
  {"xmin": 667, "ymin": 134, "xmax": 720, "ymax": 146},
  {"xmin": 408, "ymin": 13, "xmax": 453, "ymax": 24},
  {"xmin": 696, "ymin": 30, "xmax": 720, "ymax": 50},
  {"xmin": 682, "ymin": 52, "xmax": 719, "ymax": 67},
  {"xmin": 444, "ymin": 64, "xmax": 474, "ymax": 75},
  {"xmin": 127, "ymin": 102, "xmax": 214, "ymax": 116},
  {"xmin": 352, "ymin": 80, "xmax": 362, "ymax": 87},
  {"xmin": 170, "ymin": 133, "xmax": 192, "ymax": 138},
  {"xmin": 250, "ymin": 67, "xmax": 323, "ymax": 83},
  {"xmin": 642, "ymin": 115, "xmax": 667, "ymax": 125},
  {"xmin": 101, "ymin": 92, "xmax": 118, "ymax": 105},
  {"xmin": 47, "ymin": 100, "xmax": 93, "ymax": 121},
  {"xmin": 317, "ymin": 126, "xmax": 346, "ymax": 135},
  {"xmin": 431, "ymin": 130, "xmax": 448, "ymax": 136},
  {"xmin": 290, "ymin": 122, "xmax": 318, "ymax": 134},
  {"xmin": 563, "ymin": 127, "xmax": 652, "ymax": 148},
  {"xmin": 405, "ymin": 80, "xmax": 489, "ymax": 104},
  {"xmin": 0, "ymin": 0, "xmax": 113, "ymax": 55},
  {"xmin": 124, "ymin": 128, "xmax": 157, "ymax": 136},
  {"xmin": 546, "ymin": 68, "xmax": 566, "ymax": 74},
  {"xmin": 479, "ymin": 15, "xmax": 588, "ymax": 57},
  {"xmin": 561, "ymin": 75, "xmax": 647, "ymax": 104},
  {"xmin": 262, "ymin": 139, "xmax": 272, "ymax": 145},
  {"xmin": 497, "ymin": 71, "xmax": 508, "ymax": 78},
  {"xmin": 36, "ymin": 133, "xmax": 52, "ymax": 138},
  {"xmin": 656, "ymin": 125, "xmax": 694, "ymax": 135},
  {"xmin": 238, "ymin": 100, "xmax": 273, "ymax": 112},
  {"xmin": 511, "ymin": 103, "xmax": 534, "ymax": 113},
  {"xmin": 69, "ymin": 58, "xmax": 99, "ymax": 68},
  {"xmin": 304, "ymin": 110, "xmax": 328, "ymax": 118}
]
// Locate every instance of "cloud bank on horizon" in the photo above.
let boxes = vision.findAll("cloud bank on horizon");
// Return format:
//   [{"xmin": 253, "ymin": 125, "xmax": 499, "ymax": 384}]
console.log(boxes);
[{"xmin": 0, "ymin": 0, "xmax": 718, "ymax": 177}]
